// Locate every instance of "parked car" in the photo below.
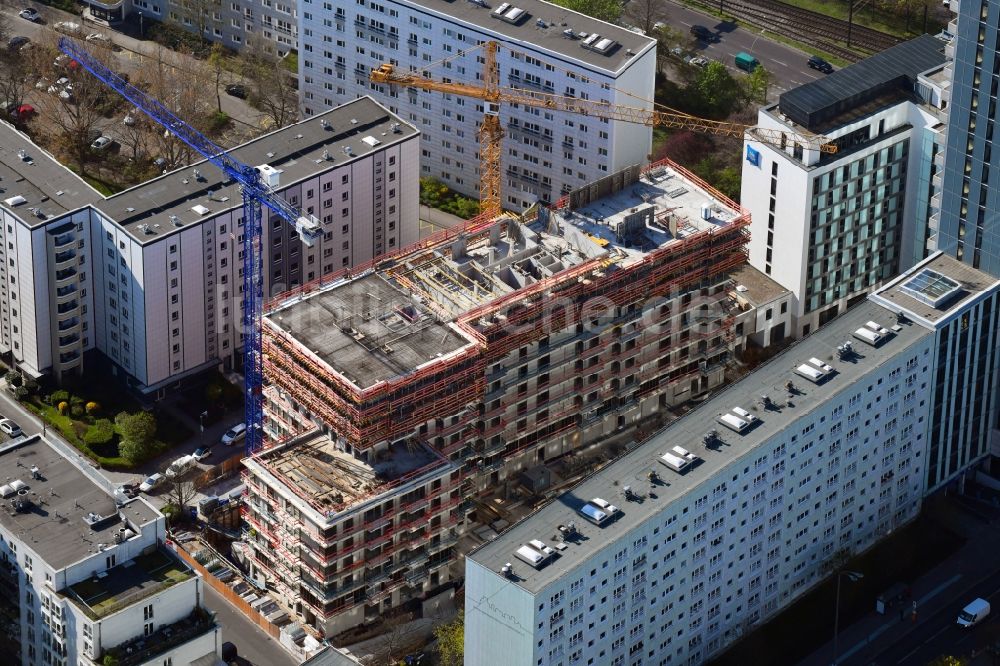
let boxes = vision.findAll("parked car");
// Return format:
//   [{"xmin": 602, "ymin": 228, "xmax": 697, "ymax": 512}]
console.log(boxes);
[
  {"xmin": 669, "ymin": 46, "xmax": 685, "ymax": 59},
  {"xmin": 221, "ymin": 423, "xmax": 247, "ymax": 446},
  {"xmin": 116, "ymin": 482, "xmax": 140, "ymax": 498},
  {"xmin": 7, "ymin": 36, "xmax": 30, "ymax": 51},
  {"xmin": 91, "ymin": 136, "xmax": 113, "ymax": 151},
  {"xmin": 139, "ymin": 473, "xmax": 165, "ymax": 493},
  {"xmin": 225, "ymin": 84, "xmax": 248, "ymax": 99},
  {"xmin": 689, "ymin": 56, "xmax": 709, "ymax": 68},
  {"xmin": 85, "ymin": 32, "xmax": 111, "ymax": 45},
  {"xmin": 0, "ymin": 419, "xmax": 22, "ymax": 437},
  {"xmin": 808, "ymin": 55, "xmax": 834, "ymax": 74},
  {"xmin": 690, "ymin": 25, "xmax": 715, "ymax": 42},
  {"xmin": 18, "ymin": 8, "xmax": 40, "ymax": 22},
  {"xmin": 165, "ymin": 454, "xmax": 197, "ymax": 479},
  {"xmin": 192, "ymin": 446, "xmax": 212, "ymax": 462},
  {"xmin": 14, "ymin": 104, "xmax": 36, "ymax": 119},
  {"xmin": 53, "ymin": 21, "xmax": 82, "ymax": 35},
  {"xmin": 123, "ymin": 112, "xmax": 137, "ymax": 126}
]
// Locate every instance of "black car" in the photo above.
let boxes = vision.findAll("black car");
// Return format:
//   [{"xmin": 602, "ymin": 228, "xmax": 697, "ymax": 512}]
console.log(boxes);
[
  {"xmin": 690, "ymin": 25, "xmax": 715, "ymax": 42},
  {"xmin": 808, "ymin": 55, "xmax": 834, "ymax": 74},
  {"xmin": 225, "ymin": 84, "xmax": 248, "ymax": 99},
  {"xmin": 7, "ymin": 36, "xmax": 30, "ymax": 51}
]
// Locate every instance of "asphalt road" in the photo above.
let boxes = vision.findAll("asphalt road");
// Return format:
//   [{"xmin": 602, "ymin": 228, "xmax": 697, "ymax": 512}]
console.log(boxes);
[
  {"xmin": 664, "ymin": 2, "xmax": 826, "ymax": 97},
  {"xmin": 858, "ymin": 567, "xmax": 1000, "ymax": 665},
  {"xmin": 203, "ymin": 584, "xmax": 297, "ymax": 666}
]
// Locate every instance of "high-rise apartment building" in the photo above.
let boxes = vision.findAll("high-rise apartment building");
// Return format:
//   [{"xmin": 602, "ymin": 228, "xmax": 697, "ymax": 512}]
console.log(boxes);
[
  {"xmin": 934, "ymin": 0, "xmax": 1000, "ymax": 275},
  {"xmin": 0, "ymin": 436, "xmax": 220, "ymax": 666},
  {"xmin": 298, "ymin": 0, "xmax": 656, "ymax": 211},
  {"xmin": 741, "ymin": 36, "xmax": 948, "ymax": 337},
  {"xmin": 0, "ymin": 97, "xmax": 419, "ymax": 394},
  {"xmin": 464, "ymin": 251, "xmax": 1000, "ymax": 666},
  {"xmin": 243, "ymin": 159, "xmax": 749, "ymax": 636}
]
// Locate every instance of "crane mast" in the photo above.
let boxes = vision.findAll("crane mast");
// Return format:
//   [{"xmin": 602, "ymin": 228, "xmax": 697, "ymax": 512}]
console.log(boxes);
[{"xmin": 58, "ymin": 37, "xmax": 321, "ymax": 455}]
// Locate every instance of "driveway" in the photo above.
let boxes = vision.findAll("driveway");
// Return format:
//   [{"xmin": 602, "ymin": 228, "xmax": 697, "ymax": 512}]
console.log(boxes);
[{"xmin": 203, "ymin": 584, "xmax": 296, "ymax": 666}]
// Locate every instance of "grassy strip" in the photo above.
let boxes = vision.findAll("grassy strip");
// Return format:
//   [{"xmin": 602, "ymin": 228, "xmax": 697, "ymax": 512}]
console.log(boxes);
[
  {"xmin": 23, "ymin": 402, "xmax": 131, "ymax": 469},
  {"xmin": 80, "ymin": 174, "xmax": 122, "ymax": 196},
  {"xmin": 775, "ymin": 0, "xmax": 946, "ymax": 40}
]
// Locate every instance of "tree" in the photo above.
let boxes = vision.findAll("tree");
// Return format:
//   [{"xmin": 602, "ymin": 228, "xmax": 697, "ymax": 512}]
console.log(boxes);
[
  {"xmin": 207, "ymin": 42, "xmax": 226, "ymax": 114},
  {"xmin": 362, "ymin": 613, "xmax": 426, "ymax": 666},
  {"xmin": 4, "ymin": 371, "xmax": 22, "ymax": 388},
  {"xmin": 239, "ymin": 38, "xmax": 298, "ymax": 130},
  {"xmin": 83, "ymin": 419, "xmax": 115, "ymax": 446},
  {"xmin": 169, "ymin": 0, "xmax": 217, "ymax": 54},
  {"xmin": 926, "ymin": 657, "xmax": 968, "ymax": 666},
  {"xmin": 166, "ymin": 477, "xmax": 198, "ymax": 516},
  {"xmin": 654, "ymin": 131, "xmax": 712, "ymax": 164},
  {"xmin": 115, "ymin": 411, "xmax": 158, "ymax": 463},
  {"xmin": 625, "ymin": 0, "xmax": 670, "ymax": 35},
  {"xmin": 434, "ymin": 613, "xmax": 464, "ymax": 666},
  {"xmin": 742, "ymin": 66, "xmax": 774, "ymax": 105},
  {"xmin": 550, "ymin": 0, "xmax": 622, "ymax": 24},
  {"xmin": 689, "ymin": 61, "xmax": 740, "ymax": 118}
]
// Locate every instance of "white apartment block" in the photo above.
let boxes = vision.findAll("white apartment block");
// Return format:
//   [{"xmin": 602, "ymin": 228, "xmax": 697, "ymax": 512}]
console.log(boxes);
[
  {"xmin": 0, "ymin": 436, "xmax": 219, "ymax": 666},
  {"xmin": 298, "ymin": 0, "xmax": 656, "ymax": 211},
  {"xmin": 741, "ymin": 35, "xmax": 948, "ymax": 338},
  {"xmin": 464, "ymin": 251, "xmax": 1000, "ymax": 666},
  {"xmin": 0, "ymin": 97, "xmax": 419, "ymax": 394}
]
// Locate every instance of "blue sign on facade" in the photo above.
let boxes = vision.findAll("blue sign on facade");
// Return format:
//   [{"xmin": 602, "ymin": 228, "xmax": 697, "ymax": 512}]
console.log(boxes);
[{"xmin": 746, "ymin": 145, "xmax": 761, "ymax": 167}]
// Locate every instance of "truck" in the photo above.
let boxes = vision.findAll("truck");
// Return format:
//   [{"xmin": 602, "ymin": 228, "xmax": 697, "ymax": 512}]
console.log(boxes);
[
  {"xmin": 735, "ymin": 52, "xmax": 760, "ymax": 73},
  {"xmin": 165, "ymin": 454, "xmax": 197, "ymax": 480},
  {"xmin": 957, "ymin": 598, "xmax": 990, "ymax": 628}
]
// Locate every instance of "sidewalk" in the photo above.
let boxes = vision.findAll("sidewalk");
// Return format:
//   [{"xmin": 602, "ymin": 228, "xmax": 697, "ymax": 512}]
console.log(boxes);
[{"xmin": 798, "ymin": 495, "xmax": 1000, "ymax": 665}]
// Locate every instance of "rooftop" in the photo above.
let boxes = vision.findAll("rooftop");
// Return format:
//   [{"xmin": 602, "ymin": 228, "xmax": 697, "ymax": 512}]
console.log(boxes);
[
  {"xmin": 871, "ymin": 252, "xmax": 1000, "ymax": 327},
  {"xmin": 265, "ymin": 271, "xmax": 476, "ymax": 388},
  {"xmin": 255, "ymin": 433, "xmax": 450, "ymax": 516},
  {"xmin": 65, "ymin": 547, "xmax": 194, "ymax": 619},
  {"xmin": 778, "ymin": 34, "xmax": 946, "ymax": 130},
  {"xmin": 538, "ymin": 161, "xmax": 742, "ymax": 267},
  {"xmin": 0, "ymin": 437, "xmax": 159, "ymax": 570},
  {"xmin": 730, "ymin": 264, "xmax": 790, "ymax": 307},
  {"xmin": 94, "ymin": 97, "xmax": 417, "ymax": 244},
  {"xmin": 468, "ymin": 299, "xmax": 930, "ymax": 593},
  {"xmin": 396, "ymin": 0, "xmax": 654, "ymax": 74},
  {"xmin": 0, "ymin": 121, "xmax": 100, "ymax": 226}
]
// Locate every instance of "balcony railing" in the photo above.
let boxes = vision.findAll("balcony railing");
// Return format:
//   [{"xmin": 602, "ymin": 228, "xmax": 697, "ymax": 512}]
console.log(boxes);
[{"xmin": 104, "ymin": 609, "xmax": 216, "ymax": 666}]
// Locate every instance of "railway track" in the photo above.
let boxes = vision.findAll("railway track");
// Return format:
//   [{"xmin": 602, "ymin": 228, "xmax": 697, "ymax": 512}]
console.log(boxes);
[{"xmin": 691, "ymin": 0, "xmax": 905, "ymax": 62}]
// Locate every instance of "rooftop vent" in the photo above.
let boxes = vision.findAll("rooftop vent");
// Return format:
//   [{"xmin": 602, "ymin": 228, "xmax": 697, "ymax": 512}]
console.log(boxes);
[
  {"xmin": 563, "ymin": 28, "xmax": 577, "ymax": 39},
  {"xmin": 515, "ymin": 539, "xmax": 555, "ymax": 568},
  {"xmin": 169, "ymin": 215, "xmax": 183, "ymax": 227},
  {"xmin": 10, "ymin": 480, "xmax": 27, "ymax": 492},
  {"xmin": 718, "ymin": 407, "xmax": 757, "ymax": 434},
  {"xmin": 853, "ymin": 321, "xmax": 891, "ymax": 347},
  {"xmin": 343, "ymin": 146, "xmax": 354, "ymax": 157},
  {"xmin": 500, "ymin": 562, "xmax": 515, "ymax": 578},
  {"xmin": 578, "ymin": 497, "xmax": 620, "ymax": 526},
  {"xmin": 193, "ymin": 168, "xmax": 204, "ymax": 181},
  {"xmin": 17, "ymin": 149, "xmax": 30, "ymax": 162},
  {"xmin": 390, "ymin": 122, "xmax": 402, "ymax": 133},
  {"xmin": 581, "ymin": 33, "xmax": 617, "ymax": 54},
  {"xmin": 29, "ymin": 466, "xmax": 40, "ymax": 480},
  {"xmin": 83, "ymin": 511, "xmax": 118, "ymax": 530},
  {"xmin": 492, "ymin": 3, "xmax": 528, "ymax": 24},
  {"xmin": 659, "ymin": 445, "xmax": 699, "ymax": 473},
  {"xmin": 321, "ymin": 150, "xmax": 331, "ymax": 161},
  {"xmin": 320, "ymin": 118, "xmax": 331, "ymax": 130},
  {"xmin": 468, "ymin": 0, "xmax": 489, "ymax": 7},
  {"xmin": 836, "ymin": 340, "xmax": 854, "ymax": 359}
]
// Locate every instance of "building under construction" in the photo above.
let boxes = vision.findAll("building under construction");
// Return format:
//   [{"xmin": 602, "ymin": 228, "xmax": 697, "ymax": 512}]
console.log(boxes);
[{"xmin": 241, "ymin": 159, "xmax": 749, "ymax": 636}]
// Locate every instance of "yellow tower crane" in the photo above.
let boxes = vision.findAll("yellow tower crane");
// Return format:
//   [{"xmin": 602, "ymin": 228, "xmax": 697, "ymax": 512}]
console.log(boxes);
[{"xmin": 371, "ymin": 41, "xmax": 836, "ymax": 218}]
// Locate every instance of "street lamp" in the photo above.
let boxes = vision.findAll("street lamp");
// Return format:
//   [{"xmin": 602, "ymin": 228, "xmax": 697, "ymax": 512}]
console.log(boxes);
[
  {"xmin": 833, "ymin": 570, "xmax": 863, "ymax": 665},
  {"xmin": 137, "ymin": 10, "xmax": 144, "ymax": 39}
]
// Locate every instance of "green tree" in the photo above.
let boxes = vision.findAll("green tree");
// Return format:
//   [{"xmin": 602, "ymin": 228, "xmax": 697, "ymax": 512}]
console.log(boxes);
[
  {"xmin": 84, "ymin": 419, "xmax": 116, "ymax": 447},
  {"xmin": 434, "ymin": 614, "xmax": 464, "ymax": 666},
  {"xmin": 115, "ymin": 411, "xmax": 158, "ymax": 464},
  {"xmin": 742, "ymin": 66, "xmax": 774, "ymax": 105},
  {"xmin": 550, "ymin": 0, "xmax": 622, "ymax": 24},
  {"xmin": 4, "ymin": 371, "xmax": 22, "ymax": 388},
  {"xmin": 689, "ymin": 61, "xmax": 741, "ymax": 118}
]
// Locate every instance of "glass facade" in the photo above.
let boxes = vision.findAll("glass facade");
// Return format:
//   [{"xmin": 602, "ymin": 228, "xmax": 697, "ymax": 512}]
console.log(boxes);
[
  {"xmin": 805, "ymin": 140, "xmax": 908, "ymax": 314},
  {"xmin": 937, "ymin": 0, "xmax": 1000, "ymax": 275}
]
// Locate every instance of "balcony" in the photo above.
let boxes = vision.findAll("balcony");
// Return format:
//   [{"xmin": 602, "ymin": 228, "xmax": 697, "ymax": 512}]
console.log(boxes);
[
  {"xmin": 57, "ymin": 334, "xmax": 80, "ymax": 350},
  {"xmin": 51, "ymin": 233, "xmax": 75, "ymax": 250},
  {"xmin": 56, "ymin": 300, "xmax": 79, "ymax": 316},
  {"xmin": 54, "ymin": 250, "xmax": 76, "ymax": 269},
  {"xmin": 54, "ymin": 268, "xmax": 77, "ymax": 286}
]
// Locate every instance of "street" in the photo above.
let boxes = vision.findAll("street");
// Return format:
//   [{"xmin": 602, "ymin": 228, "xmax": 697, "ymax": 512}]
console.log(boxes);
[
  {"xmin": 664, "ymin": 1, "xmax": 825, "ymax": 96},
  {"xmin": 203, "ymin": 583, "xmax": 297, "ymax": 666}
]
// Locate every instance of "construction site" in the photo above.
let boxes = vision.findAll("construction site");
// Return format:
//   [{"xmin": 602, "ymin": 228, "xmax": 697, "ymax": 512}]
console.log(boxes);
[{"xmin": 242, "ymin": 158, "xmax": 750, "ymax": 636}]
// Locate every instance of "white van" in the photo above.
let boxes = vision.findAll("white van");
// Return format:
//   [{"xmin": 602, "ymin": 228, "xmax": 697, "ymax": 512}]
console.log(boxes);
[
  {"xmin": 957, "ymin": 598, "xmax": 990, "ymax": 628},
  {"xmin": 165, "ymin": 454, "xmax": 197, "ymax": 479}
]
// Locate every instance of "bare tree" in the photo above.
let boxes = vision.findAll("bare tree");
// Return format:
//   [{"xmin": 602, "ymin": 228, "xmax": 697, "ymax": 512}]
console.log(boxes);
[
  {"xmin": 166, "ymin": 474, "xmax": 198, "ymax": 515},
  {"xmin": 0, "ymin": 45, "xmax": 32, "ymax": 113},
  {"xmin": 239, "ymin": 37, "xmax": 298, "ymax": 130},
  {"xmin": 625, "ymin": 0, "xmax": 671, "ymax": 36},
  {"xmin": 361, "ymin": 613, "xmax": 425, "ymax": 666},
  {"xmin": 169, "ymin": 0, "xmax": 217, "ymax": 53}
]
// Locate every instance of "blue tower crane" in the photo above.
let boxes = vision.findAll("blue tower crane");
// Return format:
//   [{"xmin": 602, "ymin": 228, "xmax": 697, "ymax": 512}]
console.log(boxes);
[{"xmin": 58, "ymin": 38, "xmax": 321, "ymax": 455}]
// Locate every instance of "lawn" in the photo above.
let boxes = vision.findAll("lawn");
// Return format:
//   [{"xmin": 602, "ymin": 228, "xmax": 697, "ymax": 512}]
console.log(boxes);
[
  {"xmin": 776, "ymin": 0, "xmax": 947, "ymax": 40},
  {"xmin": 708, "ymin": 512, "xmax": 965, "ymax": 666}
]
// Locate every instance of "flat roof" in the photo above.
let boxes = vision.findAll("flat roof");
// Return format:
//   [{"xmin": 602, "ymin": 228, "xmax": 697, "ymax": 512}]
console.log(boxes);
[
  {"xmin": 0, "ymin": 437, "xmax": 159, "ymax": 570},
  {"xmin": 778, "ymin": 34, "xmax": 946, "ymax": 130},
  {"xmin": 94, "ymin": 97, "xmax": 417, "ymax": 244},
  {"xmin": 265, "ymin": 272, "xmax": 475, "ymax": 388},
  {"xmin": 397, "ymin": 0, "xmax": 654, "ymax": 74},
  {"xmin": 468, "ymin": 299, "xmax": 931, "ymax": 592},
  {"xmin": 65, "ymin": 547, "xmax": 193, "ymax": 619},
  {"xmin": 0, "ymin": 121, "xmax": 101, "ymax": 226},
  {"xmin": 871, "ymin": 252, "xmax": 1000, "ymax": 327},
  {"xmin": 541, "ymin": 162, "xmax": 741, "ymax": 266},
  {"xmin": 730, "ymin": 264, "xmax": 790, "ymax": 307},
  {"xmin": 256, "ymin": 433, "xmax": 449, "ymax": 514}
]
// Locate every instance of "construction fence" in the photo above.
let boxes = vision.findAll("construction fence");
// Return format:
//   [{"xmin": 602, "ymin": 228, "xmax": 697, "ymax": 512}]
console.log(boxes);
[{"xmin": 169, "ymin": 541, "xmax": 282, "ymax": 640}]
